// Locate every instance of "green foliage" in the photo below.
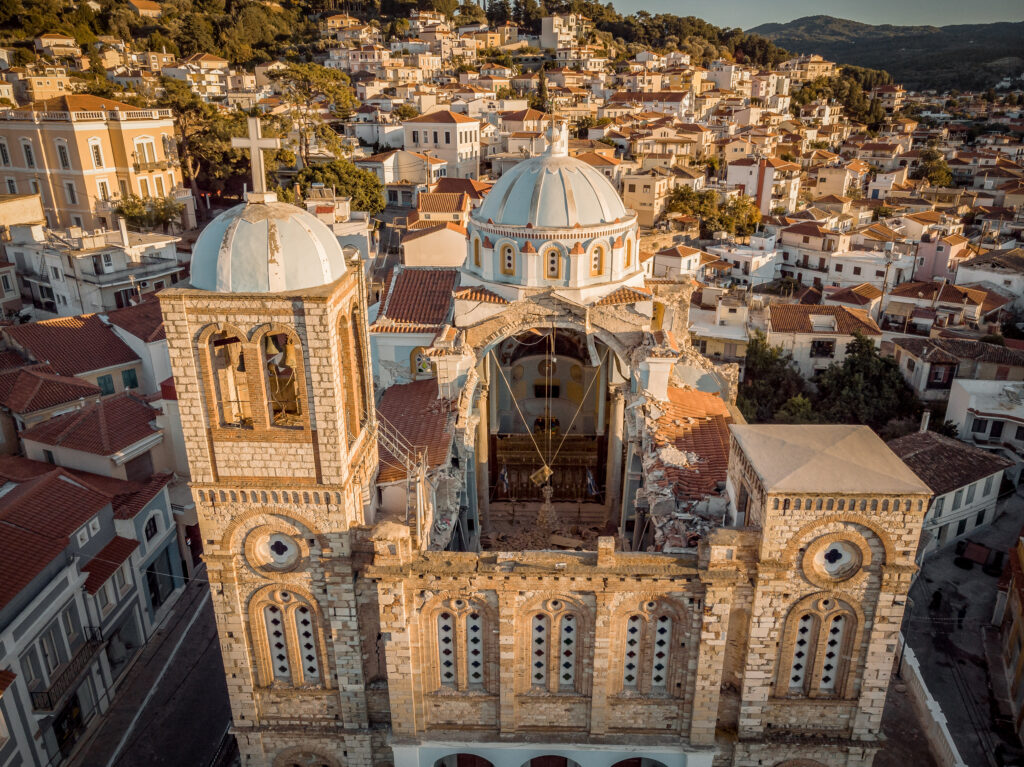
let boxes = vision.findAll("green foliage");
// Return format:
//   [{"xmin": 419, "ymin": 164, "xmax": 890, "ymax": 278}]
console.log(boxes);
[
  {"xmin": 790, "ymin": 67, "xmax": 891, "ymax": 128},
  {"xmin": 391, "ymin": 103, "xmax": 420, "ymax": 121},
  {"xmin": 665, "ymin": 186, "xmax": 761, "ymax": 238},
  {"xmin": 979, "ymin": 333, "xmax": 1006, "ymax": 347},
  {"xmin": 911, "ymin": 147, "xmax": 952, "ymax": 188},
  {"xmin": 271, "ymin": 63, "xmax": 356, "ymax": 164},
  {"xmin": 528, "ymin": 69, "xmax": 548, "ymax": 112},
  {"xmin": 736, "ymin": 332, "xmax": 808, "ymax": 423},
  {"xmin": 773, "ymin": 395, "xmax": 819, "ymax": 424},
  {"xmin": 456, "ymin": 3, "xmax": 487, "ymax": 26},
  {"xmin": 813, "ymin": 333, "xmax": 919, "ymax": 430},
  {"xmin": 293, "ymin": 160, "xmax": 384, "ymax": 214},
  {"xmin": 486, "ymin": 0, "xmax": 511, "ymax": 26},
  {"xmin": 750, "ymin": 15, "xmax": 1024, "ymax": 91},
  {"xmin": 114, "ymin": 195, "xmax": 185, "ymax": 232}
]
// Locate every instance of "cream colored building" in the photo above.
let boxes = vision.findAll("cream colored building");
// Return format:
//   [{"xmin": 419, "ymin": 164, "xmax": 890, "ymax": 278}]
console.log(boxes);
[
  {"xmin": 0, "ymin": 94, "xmax": 195, "ymax": 230},
  {"xmin": 158, "ymin": 125, "xmax": 930, "ymax": 767}
]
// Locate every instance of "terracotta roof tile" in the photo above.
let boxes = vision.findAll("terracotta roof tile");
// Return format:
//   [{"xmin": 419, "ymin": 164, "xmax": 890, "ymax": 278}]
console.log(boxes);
[
  {"xmin": 81, "ymin": 536, "xmax": 139, "ymax": 594},
  {"xmin": 4, "ymin": 314, "xmax": 139, "ymax": 376},
  {"xmin": 887, "ymin": 431, "xmax": 1013, "ymax": 496},
  {"xmin": 374, "ymin": 267, "xmax": 457, "ymax": 330},
  {"xmin": 649, "ymin": 387, "xmax": 732, "ymax": 501},
  {"xmin": 20, "ymin": 393, "xmax": 160, "ymax": 456},
  {"xmin": 0, "ymin": 521, "xmax": 68, "ymax": 611},
  {"xmin": 377, "ymin": 379, "xmax": 454, "ymax": 483},
  {"xmin": 453, "ymin": 286, "xmax": 508, "ymax": 304},
  {"xmin": 112, "ymin": 472, "xmax": 172, "ymax": 520},
  {"xmin": 0, "ymin": 364, "xmax": 101, "ymax": 414},
  {"xmin": 104, "ymin": 298, "xmax": 166, "ymax": 342},
  {"xmin": 595, "ymin": 286, "xmax": 653, "ymax": 306},
  {"xmin": 417, "ymin": 192, "xmax": 470, "ymax": 214},
  {"xmin": 768, "ymin": 304, "xmax": 881, "ymax": 336}
]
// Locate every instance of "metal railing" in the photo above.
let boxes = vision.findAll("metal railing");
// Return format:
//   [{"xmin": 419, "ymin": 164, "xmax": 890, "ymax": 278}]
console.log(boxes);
[{"xmin": 31, "ymin": 627, "xmax": 103, "ymax": 712}]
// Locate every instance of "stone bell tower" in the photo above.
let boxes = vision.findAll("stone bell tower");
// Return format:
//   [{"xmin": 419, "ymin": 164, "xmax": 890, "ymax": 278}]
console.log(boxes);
[{"xmin": 159, "ymin": 119, "xmax": 381, "ymax": 767}]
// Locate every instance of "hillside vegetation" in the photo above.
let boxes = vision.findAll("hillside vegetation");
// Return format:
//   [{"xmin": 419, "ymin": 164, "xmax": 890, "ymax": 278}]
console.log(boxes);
[{"xmin": 750, "ymin": 15, "xmax": 1024, "ymax": 90}]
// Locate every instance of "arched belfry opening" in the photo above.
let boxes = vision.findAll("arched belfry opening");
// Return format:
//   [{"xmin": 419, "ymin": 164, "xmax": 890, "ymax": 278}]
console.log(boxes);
[{"xmin": 480, "ymin": 326, "xmax": 627, "ymax": 544}]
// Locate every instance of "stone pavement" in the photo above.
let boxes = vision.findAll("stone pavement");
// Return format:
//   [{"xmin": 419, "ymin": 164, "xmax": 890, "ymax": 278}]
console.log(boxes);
[
  {"xmin": 69, "ymin": 566, "xmax": 232, "ymax": 767},
  {"xmin": 906, "ymin": 492, "xmax": 1024, "ymax": 767}
]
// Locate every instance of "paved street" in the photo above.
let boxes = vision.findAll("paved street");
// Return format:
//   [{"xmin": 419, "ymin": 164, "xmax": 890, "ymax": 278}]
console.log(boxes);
[
  {"xmin": 906, "ymin": 492, "xmax": 1024, "ymax": 767},
  {"xmin": 71, "ymin": 568, "xmax": 233, "ymax": 767}
]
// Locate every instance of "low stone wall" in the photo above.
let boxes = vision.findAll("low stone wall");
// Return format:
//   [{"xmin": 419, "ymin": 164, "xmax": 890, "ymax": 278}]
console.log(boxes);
[{"xmin": 899, "ymin": 638, "xmax": 967, "ymax": 767}]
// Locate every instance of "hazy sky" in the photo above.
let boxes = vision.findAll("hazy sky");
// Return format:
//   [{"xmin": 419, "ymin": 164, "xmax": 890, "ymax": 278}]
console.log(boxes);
[{"xmin": 608, "ymin": 0, "xmax": 1024, "ymax": 29}]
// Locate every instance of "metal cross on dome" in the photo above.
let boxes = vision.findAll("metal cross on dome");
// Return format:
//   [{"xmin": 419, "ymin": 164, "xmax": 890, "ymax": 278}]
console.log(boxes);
[{"xmin": 231, "ymin": 116, "xmax": 281, "ymax": 196}]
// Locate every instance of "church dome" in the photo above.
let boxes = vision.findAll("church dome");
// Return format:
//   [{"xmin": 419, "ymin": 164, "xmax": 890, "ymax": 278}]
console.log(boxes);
[
  {"xmin": 190, "ymin": 194, "xmax": 347, "ymax": 293},
  {"xmin": 475, "ymin": 126, "xmax": 628, "ymax": 229}
]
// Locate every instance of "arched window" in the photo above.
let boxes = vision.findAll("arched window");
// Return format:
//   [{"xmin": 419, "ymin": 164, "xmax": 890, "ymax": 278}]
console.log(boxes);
[
  {"xmin": 528, "ymin": 600, "xmax": 585, "ymax": 694},
  {"xmin": 55, "ymin": 139, "xmax": 71, "ymax": 170},
  {"xmin": 338, "ymin": 314, "xmax": 360, "ymax": 448},
  {"xmin": 21, "ymin": 140, "xmax": 35, "ymax": 169},
  {"xmin": 473, "ymin": 238, "xmax": 481, "ymax": 267},
  {"xmin": 590, "ymin": 245, "xmax": 604, "ymax": 276},
  {"xmin": 433, "ymin": 600, "xmax": 489, "ymax": 692},
  {"xmin": 259, "ymin": 590, "xmax": 323, "ymax": 688},
  {"xmin": 0, "ymin": 139, "xmax": 10, "ymax": 167},
  {"xmin": 351, "ymin": 305, "xmax": 369, "ymax": 430},
  {"xmin": 500, "ymin": 245, "xmax": 515, "ymax": 276},
  {"xmin": 781, "ymin": 598, "xmax": 857, "ymax": 698},
  {"xmin": 88, "ymin": 138, "xmax": 104, "ymax": 169},
  {"xmin": 209, "ymin": 330, "xmax": 252, "ymax": 428},
  {"xmin": 411, "ymin": 347, "xmax": 433, "ymax": 378},
  {"xmin": 261, "ymin": 331, "xmax": 304, "ymax": 428},
  {"xmin": 625, "ymin": 240, "xmax": 633, "ymax": 268},
  {"xmin": 619, "ymin": 606, "xmax": 685, "ymax": 696},
  {"xmin": 544, "ymin": 248, "xmax": 561, "ymax": 279}
]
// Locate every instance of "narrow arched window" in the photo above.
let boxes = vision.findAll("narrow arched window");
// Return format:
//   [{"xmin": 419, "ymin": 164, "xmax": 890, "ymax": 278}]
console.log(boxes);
[
  {"xmin": 209, "ymin": 330, "xmax": 252, "ymax": 428},
  {"xmin": 259, "ymin": 591, "xmax": 323, "ymax": 688},
  {"xmin": 531, "ymin": 613, "xmax": 549, "ymax": 688},
  {"xmin": 590, "ymin": 245, "xmax": 604, "ymax": 276},
  {"xmin": 545, "ymin": 248, "xmax": 560, "ymax": 279},
  {"xmin": 625, "ymin": 240, "xmax": 633, "ymax": 267},
  {"xmin": 500, "ymin": 245, "xmax": 515, "ymax": 275},
  {"xmin": 466, "ymin": 610, "xmax": 484, "ymax": 687},
  {"xmin": 622, "ymin": 615, "xmax": 642, "ymax": 689},
  {"xmin": 265, "ymin": 605, "xmax": 291, "ymax": 682},
  {"xmin": 295, "ymin": 604, "xmax": 320, "ymax": 683},
  {"xmin": 262, "ymin": 332, "xmax": 303, "ymax": 428},
  {"xmin": 558, "ymin": 614, "xmax": 578, "ymax": 691},
  {"xmin": 473, "ymin": 238, "xmax": 481, "ymax": 267},
  {"xmin": 650, "ymin": 615, "xmax": 671, "ymax": 689},
  {"xmin": 819, "ymin": 613, "xmax": 847, "ymax": 693},
  {"xmin": 351, "ymin": 305, "xmax": 369, "ymax": 430},
  {"xmin": 338, "ymin": 315, "xmax": 360, "ymax": 447},
  {"xmin": 438, "ymin": 611, "xmax": 457, "ymax": 687},
  {"xmin": 788, "ymin": 613, "xmax": 817, "ymax": 694}
]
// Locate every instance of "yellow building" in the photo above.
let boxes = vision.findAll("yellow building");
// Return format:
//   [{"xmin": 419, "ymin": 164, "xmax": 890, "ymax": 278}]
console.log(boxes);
[{"xmin": 0, "ymin": 95, "xmax": 195, "ymax": 230}]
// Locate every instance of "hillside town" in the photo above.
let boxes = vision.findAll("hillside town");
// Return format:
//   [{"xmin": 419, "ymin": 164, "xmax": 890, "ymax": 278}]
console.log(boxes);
[{"xmin": 1, "ymin": 3, "xmax": 1024, "ymax": 767}]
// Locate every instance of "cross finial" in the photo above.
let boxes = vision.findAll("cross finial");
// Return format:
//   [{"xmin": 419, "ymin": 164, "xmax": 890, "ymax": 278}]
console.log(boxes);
[{"xmin": 231, "ymin": 116, "xmax": 281, "ymax": 199}]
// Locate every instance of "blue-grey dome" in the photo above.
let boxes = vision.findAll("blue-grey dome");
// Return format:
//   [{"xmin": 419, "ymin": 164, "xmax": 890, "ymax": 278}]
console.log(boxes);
[
  {"xmin": 190, "ymin": 195, "xmax": 346, "ymax": 293},
  {"xmin": 475, "ymin": 130, "xmax": 628, "ymax": 229}
]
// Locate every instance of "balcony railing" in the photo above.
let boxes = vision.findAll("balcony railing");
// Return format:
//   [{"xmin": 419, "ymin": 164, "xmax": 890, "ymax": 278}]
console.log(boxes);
[
  {"xmin": 31, "ymin": 627, "xmax": 103, "ymax": 711},
  {"xmin": 133, "ymin": 160, "xmax": 177, "ymax": 172},
  {"xmin": 1, "ymin": 108, "xmax": 173, "ymax": 123}
]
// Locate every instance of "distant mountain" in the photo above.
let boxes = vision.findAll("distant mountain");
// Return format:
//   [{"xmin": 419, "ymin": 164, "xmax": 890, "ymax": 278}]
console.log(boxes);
[{"xmin": 748, "ymin": 15, "xmax": 1024, "ymax": 90}]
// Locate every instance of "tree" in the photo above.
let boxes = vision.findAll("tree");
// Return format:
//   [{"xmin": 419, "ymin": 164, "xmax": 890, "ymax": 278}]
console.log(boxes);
[
  {"xmin": 912, "ymin": 146, "xmax": 952, "ymax": 188},
  {"xmin": 114, "ymin": 194, "xmax": 185, "ymax": 232},
  {"xmin": 736, "ymin": 332, "xmax": 808, "ymax": 423},
  {"xmin": 293, "ymin": 160, "xmax": 385, "ymax": 214},
  {"xmin": 432, "ymin": 0, "xmax": 458, "ymax": 19},
  {"xmin": 529, "ymin": 69, "xmax": 548, "ymax": 112},
  {"xmin": 271, "ymin": 63, "xmax": 357, "ymax": 166},
  {"xmin": 391, "ymin": 103, "xmax": 420, "ymax": 121},
  {"xmin": 486, "ymin": 0, "xmax": 511, "ymax": 25},
  {"xmin": 457, "ymin": 2, "xmax": 487, "ymax": 25},
  {"xmin": 813, "ymin": 333, "xmax": 919, "ymax": 430},
  {"xmin": 773, "ymin": 395, "xmax": 819, "ymax": 424}
]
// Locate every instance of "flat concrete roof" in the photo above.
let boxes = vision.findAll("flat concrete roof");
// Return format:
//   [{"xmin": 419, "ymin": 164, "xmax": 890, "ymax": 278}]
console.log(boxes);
[{"xmin": 730, "ymin": 424, "xmax": 931, "ymax": 495}]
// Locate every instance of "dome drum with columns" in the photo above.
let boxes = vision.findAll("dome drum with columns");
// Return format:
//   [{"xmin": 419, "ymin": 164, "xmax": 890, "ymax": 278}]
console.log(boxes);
[{"xmin": 463, "ymin": 122, "xmax": 642, "ymax": 301}]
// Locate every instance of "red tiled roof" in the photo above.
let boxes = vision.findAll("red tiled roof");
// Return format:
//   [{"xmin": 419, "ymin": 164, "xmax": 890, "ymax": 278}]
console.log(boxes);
[
  {"xmin": 377, "ymin": 379, "xmax": 454, "ymax": 483},
  {"xmin": 595, "ymin": 286, "xmax": 652, "ymax": 306},
  {"xmin": 0, "ymin": 364, "xmax": 101, "ymax": 414},
  {"xmin": 26, "ymin": 94, "xmax": 141, "ymax": 113},
  {"xmin": 105, "ymin": 298, "xmax": 166, "ymax": 343},
  {"xmin": 888, "ymin": 431, "xmax": 1013, "ymax": 496},
  {"xmin": 768, "ymin": 304, "xmax": 881, "ymax": 335},
  {"xmin": 649, "ymin": 387, "xmax": 732, "ymax": 501},
  {"xmin": 373, "ymin": 267, "xmax": 457, "ymax": 330},
  {"xmin": 81, "ymin": 536, "xmax": 139, "ymax": 594},
  {"xmin": 453, "ymin": 286, "xmax": 508, "ymax": 304},
  {"xmin": 431, "ymin": 177, "xmax": 492, "ymax": 199},
  {"xmin": 4, "ymin": 314, "xmax": 138, "ymax": 376},
  {"xmin": 404, "ymin": 110, "xmax": 478, "ymax": 124},
  {"xmin": 0, "ymin": 350, "xmax": 27, "ymax": 371},
  {"xmin": 827, "ymin": 282, "xmax": 882, "ymax": 306},
  {"xmin": 112, "ymin": 472, "xmax": 172, "ymax": 520},
  {"xmin": 0, "ymin": 520, "xmax": 69, "ymax": 611},
  {"xmin": 417, "ymin": 192, "xmax": 469, "ymax": 214},
  {"xmin": 20, "ymin": 393, "xmax": 160, "ymax": 456}
]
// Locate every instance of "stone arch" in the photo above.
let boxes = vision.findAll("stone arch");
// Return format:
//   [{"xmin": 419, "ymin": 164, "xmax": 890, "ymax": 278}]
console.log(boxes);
[
  {"xmin": 250, "ymin": 322, "xmax": 311, "ymax": 430},
  {"xmin": 198, "ymin": 321, "xmax": 256, "ymax": 429},
  {"xmin": 221, "ymin": 508, "xmax": 327, "ymax": 554},
  {"xmin": 773, "ymin": 761, "xmax": 829, "ymax": 767},
  {"xmin": 247, "ymin": 582, "xmax": 331, "ymax": 689},
  {"xmin": 519, "ymin": 593, "xmax": 593, "ymax": 695},
  {"xmin": 433, "ymin": 756, "xmax": 495, "ymax": 767},
  {"xmin": 611, "ymin": 760, "xmax": 670, "ymax": 767},
  {"xmin": 420, "ymin": 591, "xmax": 499, "ymax": 693},
  {"xmin": 776, "ymin": 593, "xmax": 864, "ymax": 700},
  {"xmin": 783, "ymin": 513, "xmax": 896, "ymax": 567},
  {"xmin": 610, "ymin": 595, "xmax": 694, "ymax": 697}
]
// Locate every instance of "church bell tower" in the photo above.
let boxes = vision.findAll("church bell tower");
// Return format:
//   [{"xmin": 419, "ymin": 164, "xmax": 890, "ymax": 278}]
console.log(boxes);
[{"xmin": 159, "ymin": 118, "xmax": 381, "ymax": 767}]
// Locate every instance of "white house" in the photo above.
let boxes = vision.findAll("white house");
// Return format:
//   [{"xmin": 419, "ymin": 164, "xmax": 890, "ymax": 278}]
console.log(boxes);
[
  {"xmin": 946, "ymin": 379, "xmax": 1024, "ymax": 484},
  {"xmin": 766, "ymin": 304, "xmax": 882, "ymax": 378},
  {"xmin": 403, "ymin": 111, "xmax": 481, "ymax": 179}
]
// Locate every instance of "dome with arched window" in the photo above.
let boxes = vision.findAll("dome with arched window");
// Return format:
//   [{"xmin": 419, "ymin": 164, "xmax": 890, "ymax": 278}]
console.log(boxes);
[{"xmin": 191, "ymin": 192, "xmax": 347, "ymax": 293}]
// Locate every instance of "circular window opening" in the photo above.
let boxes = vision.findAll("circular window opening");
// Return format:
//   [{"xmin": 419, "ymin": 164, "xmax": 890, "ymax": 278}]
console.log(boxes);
[
  {"xmin": 814, "ymin": 541, "xmax": 860, "ymax": 580},
  {"xmin": 256, "ymin": 533, "xmax": 300, "ymax": 570}
]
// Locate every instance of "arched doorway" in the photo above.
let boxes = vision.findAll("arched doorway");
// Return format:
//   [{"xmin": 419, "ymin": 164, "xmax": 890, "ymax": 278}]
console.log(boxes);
[
  {"xmin": 519, "ymin": 759, "xmax": 583, "ymax": 767},
  {"xmin": 432, "ymin": 756, "xmax": 495, "ymax": 767},
  {"xmin": 611, "ymin": 760, "xmax": 670, "ymax": 767}
]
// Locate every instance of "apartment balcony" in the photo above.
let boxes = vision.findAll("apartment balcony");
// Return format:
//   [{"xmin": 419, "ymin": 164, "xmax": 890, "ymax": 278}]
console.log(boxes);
[
  {"xmin": 1, "ymin": 108, "xmax": 173, "ymax": 123},
  {"xmin": 82, "ymin": 258, "xmax": 183, "ymax": 287},
  {"xmin": 133, "ymin": 159, "xmax": 178, "ymax": 172},
  {"xmin": 796, "ymin": 260, "xmax": 829, "ymax": 273},
  {"xmin": 30, "ymin": 627, "xmax": 103, "ymax": 712}
]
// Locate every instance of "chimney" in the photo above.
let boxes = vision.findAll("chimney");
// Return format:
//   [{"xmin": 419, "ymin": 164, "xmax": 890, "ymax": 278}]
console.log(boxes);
[
  {"xmin": 919, "ymin": 409, "xmax": 931, "ymax": 433},
  {"xmin": 118, "ymin": 216, "xmax": 129, "ymax": 248}
]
